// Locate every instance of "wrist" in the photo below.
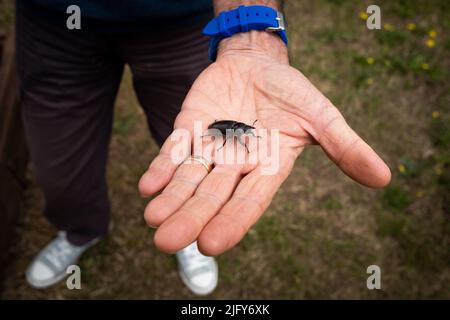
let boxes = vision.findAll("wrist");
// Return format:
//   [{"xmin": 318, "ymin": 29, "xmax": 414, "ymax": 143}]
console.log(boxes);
[
  {"xmin": 217, "ymin": 28, "xmax": 289, "ymax": 64},
  {"xmin": 214, "ymin": 0, "xmax": 282, "ymax": 14},
  {"xmin": 204, "ymin": 3, "xmax": 289, "ymax": 63}
]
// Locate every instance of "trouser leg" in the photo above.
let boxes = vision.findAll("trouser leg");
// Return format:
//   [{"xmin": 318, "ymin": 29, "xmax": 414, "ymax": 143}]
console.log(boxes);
[
  {"xmin": 16, "ymin": 6, "xmax": 124, "ymax": 245},
  {"xmin": 115, "ymin": 24, "xmax": 210, "ymax": 146}
]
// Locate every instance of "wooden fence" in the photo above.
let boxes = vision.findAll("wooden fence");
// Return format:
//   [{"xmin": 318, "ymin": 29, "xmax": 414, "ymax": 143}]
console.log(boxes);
[{"xmin": 0, "ymin": 28, "xmax": 28, "ymax": 284}]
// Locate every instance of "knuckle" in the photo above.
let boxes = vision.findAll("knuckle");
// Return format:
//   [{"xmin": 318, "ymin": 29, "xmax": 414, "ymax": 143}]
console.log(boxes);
[
  {"xmin": 144, "ymin": 203, "xmax": 159, "ymax": 227},
  {"xmin": 195, "ymin": 190, "xmax": 225, "ymax": 207}
]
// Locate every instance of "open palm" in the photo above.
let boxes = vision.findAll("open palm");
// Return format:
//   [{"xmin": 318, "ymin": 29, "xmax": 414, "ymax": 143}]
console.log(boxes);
[{"xmin": 139, "ymin": 51, "xmax": 391, "ymax": 256}]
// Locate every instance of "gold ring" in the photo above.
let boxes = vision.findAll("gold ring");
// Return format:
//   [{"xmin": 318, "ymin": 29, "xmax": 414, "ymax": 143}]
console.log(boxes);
[{"xmin": 185, "ymin": 155, "xmax": 214, "ymax": 173}]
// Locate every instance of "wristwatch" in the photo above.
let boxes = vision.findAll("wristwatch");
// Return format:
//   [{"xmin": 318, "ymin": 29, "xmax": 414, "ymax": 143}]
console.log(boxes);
[{"xmin": 203, "ymin": 5, "xmax": 288, "ymax": 61}]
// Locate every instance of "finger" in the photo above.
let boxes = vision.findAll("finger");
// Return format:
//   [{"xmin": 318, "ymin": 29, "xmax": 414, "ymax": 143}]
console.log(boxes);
[
  {"xmin": 139, "ymin": 131, "xmax": 191, "ymax": 197},
  {"xmin": 308, "ymin": 98, "xmax": 391, "ymax": 188},
  {"xmin": 153, "ymin": 164, "xmax": 244, "ymax": 253},
  {"xmin": 144, "ymin": 158, "xmax": 214, "ymax": 228},
  {"xmin": 197, "ymin": 156, "xmax": 295, "ymax": 256}
]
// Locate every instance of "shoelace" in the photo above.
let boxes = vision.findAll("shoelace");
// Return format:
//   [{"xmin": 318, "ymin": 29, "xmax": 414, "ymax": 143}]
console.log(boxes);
[{"xmin": 44, "ymin": 238, "xmax": 78, "ymax": 270}]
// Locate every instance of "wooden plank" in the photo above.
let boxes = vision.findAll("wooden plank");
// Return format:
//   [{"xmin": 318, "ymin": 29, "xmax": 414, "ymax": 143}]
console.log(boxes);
[
  {"xmin": 0, "ymin": 166, "xmax": 24, "ymax": 274},
  {"xmin": 0, "ymin": 28, "xmax": 18, "ymax": 159},
  {"xmin": 0, "ymin": 28, "xmax": 28, "ymax": 284}
]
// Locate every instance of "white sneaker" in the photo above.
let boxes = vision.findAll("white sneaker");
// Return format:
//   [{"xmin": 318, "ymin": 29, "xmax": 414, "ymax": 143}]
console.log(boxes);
[
  {"xmin": 176, "ymin": 241, "xmax": 218, "ymax": 296},
  {"xmin": 26, "ymin": 231, "xmax": 99, "ymax": 289}
]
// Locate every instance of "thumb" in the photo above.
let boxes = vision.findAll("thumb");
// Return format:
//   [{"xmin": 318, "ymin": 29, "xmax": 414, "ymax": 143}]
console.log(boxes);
[{"xmin": 306, "ymin": 96, "xmax": 391, "ymax": 188}]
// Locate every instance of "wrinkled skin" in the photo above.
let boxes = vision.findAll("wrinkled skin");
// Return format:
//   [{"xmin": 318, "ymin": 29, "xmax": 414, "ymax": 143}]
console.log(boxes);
[{"xmin": 139, "ymin": 33, "xmax": 391, "ymax": 256}]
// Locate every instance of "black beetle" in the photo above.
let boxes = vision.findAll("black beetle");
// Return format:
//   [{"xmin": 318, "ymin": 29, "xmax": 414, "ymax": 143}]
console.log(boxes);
[{"xmin": 202, "ymin": 119, "xmax": 260, "ymax": 153}]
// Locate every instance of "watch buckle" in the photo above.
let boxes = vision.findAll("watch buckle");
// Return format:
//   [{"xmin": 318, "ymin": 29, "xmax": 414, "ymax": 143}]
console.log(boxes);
[{"xmin": 266, "ymin": 11, "xmax": 286, "ymax": 32}]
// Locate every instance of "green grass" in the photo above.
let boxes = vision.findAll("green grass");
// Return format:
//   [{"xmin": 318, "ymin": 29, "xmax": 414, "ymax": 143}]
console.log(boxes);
[{"xmin": 0, "ymin": 0, "xmax": 13, "ymax": 30}]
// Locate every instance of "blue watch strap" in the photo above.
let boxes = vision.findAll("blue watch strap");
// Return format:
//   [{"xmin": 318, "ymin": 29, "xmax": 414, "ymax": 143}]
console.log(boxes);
[{"xmin": 203, "ymin": 5, "xmax": 288, "ymax": 61}]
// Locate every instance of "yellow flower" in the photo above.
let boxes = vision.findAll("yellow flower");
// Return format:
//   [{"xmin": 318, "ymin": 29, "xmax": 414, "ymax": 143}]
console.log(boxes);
[
  {"xmin": 428, "ymin": 30, "xmax": 437, "ymax": 38},
  {"xmin": 366, "ymin": 78, "xmax": 374, "ymax": 85},
  {"xmin": 421, "ymin": 63, "xmax": 430, "ymax": 70},
  {"xmin": 398, "ymin": 164, "xmax": 406, "ymax": 174},
  {"xmin": 425, "ymin": 38, "xmax": 435, "ymax": 48},
  {"xmin": 407, "ymin": 23, "xmax": 416, "ymax": 31},
  {"xmin": 431, "ymin": 111, "xmax": 440, "ymax": 119},
  {"xmin": 366, "ymin": 57, "xmax": 375, "ymax": 65},
  {"xmin": 416, "ymin": 190, "xmax": 423, "ymax": 198},
  {"xmin": 383, "ymin": 23, "xmax": 394, "ymax": 31},
  {"xmin": 434, "ymin": 166, "xmax": 443, "ymax": 176},
  {"xmin": 359, "ymin": 12, "xmax": 368, "ymax": 20}
]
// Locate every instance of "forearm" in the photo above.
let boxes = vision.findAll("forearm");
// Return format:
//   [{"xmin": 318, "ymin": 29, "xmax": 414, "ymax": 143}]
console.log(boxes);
[
  {"xmin": 213, "ymin": 0, "xmax": 283, "ymax": 14},
  {"xmin": 212, "ymin": 0, "xmax": 288, "ymax": 63}
]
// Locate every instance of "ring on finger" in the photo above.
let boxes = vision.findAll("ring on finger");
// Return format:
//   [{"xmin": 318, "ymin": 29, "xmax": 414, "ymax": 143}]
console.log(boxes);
[{"xmin": 185, "ymin": 155, "xmax": 214, "ymax": 173}]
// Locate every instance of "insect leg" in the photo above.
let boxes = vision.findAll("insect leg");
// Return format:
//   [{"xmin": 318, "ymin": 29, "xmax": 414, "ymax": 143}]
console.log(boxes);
[
  {"xmin": 237, "ymin": 135, "xmax": 250, "ymax": 153},
  {"xmin": 216, "ymin": 137, "xmax": 228, "ymax": 151},
  {"xmin": 247, "ymin": 131, "xmax": 262, "ymax": 139}
]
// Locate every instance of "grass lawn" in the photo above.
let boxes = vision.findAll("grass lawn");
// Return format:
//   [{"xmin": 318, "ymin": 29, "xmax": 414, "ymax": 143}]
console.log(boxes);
[{"xmin": 1, "ymin": 0, "xmax": 449, "ymax": 299}]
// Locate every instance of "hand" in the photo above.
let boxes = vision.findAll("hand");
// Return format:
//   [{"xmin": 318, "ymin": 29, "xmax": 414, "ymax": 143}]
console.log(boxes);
[{"xmin": 139, "ymin": 31, "xmax": 391, "ymax": 255}]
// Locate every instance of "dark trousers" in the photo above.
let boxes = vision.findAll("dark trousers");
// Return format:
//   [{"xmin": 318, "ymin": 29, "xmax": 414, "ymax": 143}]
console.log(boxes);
[{"xmin": 16, "ymin": 6, "xmax": 210, "ymax": 245}]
